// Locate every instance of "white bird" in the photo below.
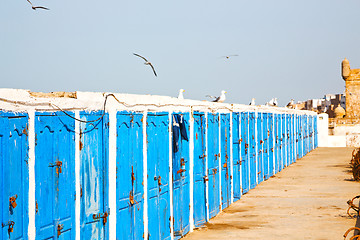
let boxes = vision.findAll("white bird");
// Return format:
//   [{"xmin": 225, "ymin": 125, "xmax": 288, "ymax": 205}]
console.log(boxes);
[
  {"xmin": 178, "ymin": 89, "xmax": 185, "ymax": 99},
  {"xmin": 133, "ymin": 53, "xmax": 157, "ymax": 77},
  {"xmin": 206, "ymin": 90, "xmax": 226, "ymax": 103},
  {"xmin": 249, "ymin": 98, "xmax": 256, "ymax": 105},
  {"xmin": 267, "ymin": 98, "xmax": 278, "ymax": 106},
  {"xmin": 286, "ymin": 99, "xmax": 295, "ymax": 108}
]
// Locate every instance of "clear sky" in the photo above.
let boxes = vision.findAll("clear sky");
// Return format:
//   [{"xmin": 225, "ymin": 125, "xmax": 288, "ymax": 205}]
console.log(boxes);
[{"xmin": 1, "ymin": 0, "xmax": 360, "ymax": 106}]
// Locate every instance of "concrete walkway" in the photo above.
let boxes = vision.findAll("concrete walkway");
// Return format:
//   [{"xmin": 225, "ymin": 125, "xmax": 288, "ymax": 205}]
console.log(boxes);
[{"xmin": 183, "ymin": 148, "xmax": 360, "ymax": 240}]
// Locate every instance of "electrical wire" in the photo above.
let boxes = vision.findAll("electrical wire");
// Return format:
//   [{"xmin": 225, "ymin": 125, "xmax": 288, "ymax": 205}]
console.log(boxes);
[{"xmin": 0, "ymin": 93, "xmax": 314, "ymax": 124}]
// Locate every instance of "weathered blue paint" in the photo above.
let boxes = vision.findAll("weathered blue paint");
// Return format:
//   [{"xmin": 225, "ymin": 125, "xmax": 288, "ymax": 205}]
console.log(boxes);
[
  {"xmin": 35, "ymin": 112, "xmax": 75, "ymax": 239},
  {"xmin": 262, "ymin": 113, "xmax": 270, "ymax": 180},
  {"xmin": 220, "ymin": 113, "xmax": 231, "ymax": 209},
  {"xmin": 80, "ymin": 111, "xmax": 109, "ymax": 240},
  {"xmin": 240, "ymin": 112, "xmax": 249, "ymax": 194},
  {"xmin": 146, "ymin": 112, "xmax": 170, "ymax": 240},
  {"xmin": 297, "ymin": 115, "xmax": 302, "ymax": 159},
  {"xmin": 268, "ymin": 113, "xmax": 274, "ymax": 178},
  {"xmin": 281, "ymin": 114, "xmax": 286, "ymax": 169},
  {"xmin": 172, "ymin": 113, "xmax": 190, "ymax": 239},
  {"xmin": 207, "ymin": 113, "xmax": 220, "ymax": 219},
  {"xmin": 274, "ymin": 114, "xmax": 281, "ymax": 174},
  {"xmin": 286, "ymin": 114, "xmax": 291, "ymax": 166},
  {"xmin": 256, "ymin": 112, "xmax": 263, "ymax": 184},
  {"xmin": 309, "ymin": 116, "xmax": 314, "ymax": 151},
  {"xmin": 249, "ymin": 112, "xmax": 256, "ymax": 189},
  {"xmin": 192, "ymin": 112, "xmax": 207, "ymax": 227},
  {"xmin": 116, "ymin": 112, "xmax": 144, "ymax": 240},
  {"xmin": 232, "ymin": 113, "xmax": 241, "ymax": 201},
  {"xmin": 314, "ymin": 116, "xmax": 318, "ymax": 148},
  {"xmin": 0, "ymin": 112, "xmax": 29, "ymax": 240}
]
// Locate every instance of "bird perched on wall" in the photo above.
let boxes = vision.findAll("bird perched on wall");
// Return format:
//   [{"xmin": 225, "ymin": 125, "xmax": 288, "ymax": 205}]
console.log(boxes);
[
  {"xmin": 220, "ymin": 54, "xmax": 238, "ymax": 59},
  {"xmin": 286, "ymin": 99, "xmax": 295, "ymax": 109},
  {"xmin": 249, "ymin": 98, "xmax": 256, "ymax": 105},
  {"xmin": 133, "ymin": 53, "xmax": 157, "ymax": 77},
  {"xmin": 206, "ymin": 90, "xmax": 226, "ymax": 103},
  {"xmin": 26, "ymin": 0, "xmax": 49, "ymax": 10},
  {"xmin": 267, "ymin": 98, "xmax": 278, "ymax": 106},
  {"xmin": 178, "ymin": 89, "xmax": 185, "ymax": 99}
]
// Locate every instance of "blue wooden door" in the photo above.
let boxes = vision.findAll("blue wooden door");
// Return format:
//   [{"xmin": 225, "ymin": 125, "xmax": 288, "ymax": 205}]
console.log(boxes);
[
  {"xmin": 116, "ymin": 112, "xmax": 144, "ymax": 240},
  {"xmin": 291, "ymin": 115, "xmax": 295, "ymax": 163},
  {"xmin": 35, "ymin": 112, "xmax": 75, "ymax": 239},
  {"xmin": 240, "ymin": 112, "xmax": 249, "ymax": 194},
  {"xmin": 262, "ymin": 113, "xmax": 269, "ymax": 180},
  {"xmin": 268, "ymin": 114, "xmax": 274, "ymax": 178},
  {"xmin": 249, "ymin": 113, "xmax": 256, "ymax": 189},
  {"xmin": 232, "ymin": 113, "xmax": 241, "ymax": 201},
  {"xmin": 286, "ymin": 114, "xmax": 290, "ymax": 166},
  {"xmin": 207, "ymin": 113, "xmax": 220, "ymax": 219},
  {"xmin": 172, "ymin": 113, "xmax": 190, "ymax": 239},
  {"xmin": 80, "ymin": 111, "xmax": 109, "ymax": 240},
  {"xmin": 192, "ymin": 112, "xmax": 207, "ymax": 227},
  {"xmin": 297, "ymin": 115, "xmax": 302, "ymax": 159},
  {"xmin": 275, "ymin": 114, "xmax": 281, "ymax": 174},
  {"xmin": 256, "ymin": 113, "xmax": 263, "ymax": 184},
  {"xmin": 147, "ymin": 113, "xmax": 170, "ymax": 240},
  {"xmin": 0, "ymin": 112, "xmax": 29, "ymax": 240},
  {"xmin": 280, "ymin": 114, "xmax": 286, "ymax": 169},
  {"xmin": 220, "ymin": 114, "xmax": 230, "ymax": 209},
  {"xmin": 310, "ymin": 116, "xmax": 314, "ymax": 151},
  {"xmin": 314, "ymin": 116, "xmax": 318, "ymax": 148}
]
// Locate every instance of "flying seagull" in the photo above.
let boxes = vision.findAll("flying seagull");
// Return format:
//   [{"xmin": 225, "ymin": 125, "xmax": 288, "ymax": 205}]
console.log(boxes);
[
  {"xmin": 133, "ymin": 53, "xmax": 157, "ymax": 77},
  {"xmin": 178, "ymin": 89, "xmax": 185, "ymax": 99},
  {"xmin": 221, "ymin": 54, "xmax": 238, "ymax": 59},
  {"xmin": 26, "ymin": 0, "xmax": 49, "ymax": 10},
  {"xmin": 206, "ymin": 90, "xmax": 226, "ymax": 103}
]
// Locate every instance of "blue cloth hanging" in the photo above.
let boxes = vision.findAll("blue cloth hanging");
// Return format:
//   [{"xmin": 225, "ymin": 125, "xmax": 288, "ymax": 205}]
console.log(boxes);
[{"xmin": 172, "ymin": 114, "xmax": 189, "ymax": 153}]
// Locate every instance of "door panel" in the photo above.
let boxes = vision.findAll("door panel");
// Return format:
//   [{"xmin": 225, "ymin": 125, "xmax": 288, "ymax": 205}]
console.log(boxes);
[
  {"xmin": 80, "ymin": 111, "xmax": 109, "ymax": 240},
  {"xmin": 240, "ymin": 112, "xmax": 249, "ymax": 194},
  {"xmin": 193, "ymin": 113, "xmax": 207, "ymax": 227},
  {"xmin": 0, "ymin": 112, "xmax": 29, "ymax": 240},
  {"xmin": 116, "ymin": 112, "xmax": 144, "ymax": 240},
  {"xmin": 207, "ymin": 113, "xmax": 220, "ymax": 219},
  {"xmin": 232, "ymin": 113, "xmax": 241, "ymax": 201},
  {"xmin": 249, "ymin": 113, "xmax": 256, "ymax": 189},
  {"xmin": 172, "ymin": 113, "xmax": 190, "ymax": 239},
  {"xmin": 220, "ymin": 114, "xmax": 230, "ymax": 209},
  {"xmin": 35, "ymin": 112, "xmax": 75, "ymax": 239},
  {"xmin": 147, "ymin": 113, "xmax": 170, "ymax": 240}
]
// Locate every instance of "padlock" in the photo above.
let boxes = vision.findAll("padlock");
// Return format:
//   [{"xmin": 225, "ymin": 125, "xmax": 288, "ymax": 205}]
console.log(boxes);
[
  {"xmin": 9, "ymin": 195, "xmax": 17, "ymax": 209},
  {"xmin": 8, "ymin": 221, "xmax": 14, "ymax": 234}
]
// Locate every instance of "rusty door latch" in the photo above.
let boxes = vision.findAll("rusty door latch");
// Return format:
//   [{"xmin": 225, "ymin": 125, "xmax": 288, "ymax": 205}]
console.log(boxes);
[
  {"xmin": 203, "ymin": 175, "xmax": 209, "ymax": 182},
  {"xmin": 199, "ymin": 154, "xmax": 207, "ymax": 159},
  {"xmin": 177, "ymin": 169, "xmax": 186, "ymax": 174},
  {"xmin": 2, "ymin": 221, "xmax": 15, "ymax": 234},
  {"xmin": 49, "ymin": 161, "xmax": 62, "ymax": 175},
  {"xmin": 57, "ymin": 224, "xmax": 64, "ymax": 237},
  {"xmin": 9, "ymin": 195, "xmax": 18, "ymax": 209},
  {"xmin": 215, "ymin": 153, "xmax": 220, "ymax": 160},
  {"xmin": 93, "ymin": 211, "xmax": 110, "ymax": 225},
  {"xmin": 154, "ymin": 176, "xmax": 162, "ymax": 186}
]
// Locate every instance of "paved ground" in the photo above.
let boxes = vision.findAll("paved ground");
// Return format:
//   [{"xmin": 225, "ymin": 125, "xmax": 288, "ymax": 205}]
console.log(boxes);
[{"xmin": 183, "ymin": 148, "xmax": 360, "ymax": 240}]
